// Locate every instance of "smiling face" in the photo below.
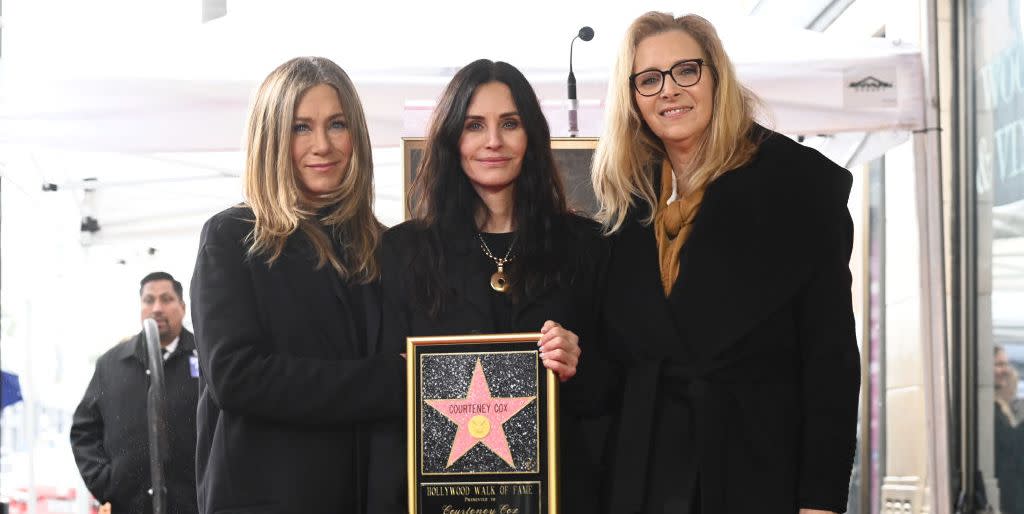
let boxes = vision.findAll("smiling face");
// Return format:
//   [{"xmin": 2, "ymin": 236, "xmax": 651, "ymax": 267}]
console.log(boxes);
[
  {"xmin": 458, "ymin": 81, "xmax": 527, "ymax": 197},
  {"xmin": 632, "ymin": 30, "xmax": 715, "ymax": 156},
  {"xmin": 996, "ymin": 348, "xmax": 1016, "ymax": 396},
  {"xmin": 290, "ymin": 83, "xmax": 353, "ymax": 198}
]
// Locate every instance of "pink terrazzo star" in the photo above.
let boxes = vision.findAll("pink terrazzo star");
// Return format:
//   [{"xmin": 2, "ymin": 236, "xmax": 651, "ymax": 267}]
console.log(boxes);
[{"xmin": 425, "ymin": 358, "xmax": 536, "ymax": 468}]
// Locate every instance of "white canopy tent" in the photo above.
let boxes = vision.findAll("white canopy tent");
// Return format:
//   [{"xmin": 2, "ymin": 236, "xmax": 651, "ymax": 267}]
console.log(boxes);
[
  {"xmin": 0, "ymin": 0, "xmax": 932, "ymax": 362},
  {"xmin": 0, "ymin": 3, "xmax": 924, "ymax": 250}
]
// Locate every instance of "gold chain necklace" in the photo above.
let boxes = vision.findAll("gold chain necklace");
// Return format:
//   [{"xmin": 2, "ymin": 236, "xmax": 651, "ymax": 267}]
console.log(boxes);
[{"xmin": 477, "ymin": 233, "xmax": 517, "ymax": 293}]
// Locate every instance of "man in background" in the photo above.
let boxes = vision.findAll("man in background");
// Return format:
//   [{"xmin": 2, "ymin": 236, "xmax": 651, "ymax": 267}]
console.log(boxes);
[
  {"xmin": 995, "ymin": 345, "xmax": 1024, "ymax": 514},
  {"xmin": 71, "ymin": 272, "xmax": 199, "ymax": 514}
]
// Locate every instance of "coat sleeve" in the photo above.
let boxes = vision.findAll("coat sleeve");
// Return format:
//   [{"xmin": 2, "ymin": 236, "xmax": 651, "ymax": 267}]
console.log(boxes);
[
  {"xmin": 69, "ymin": 363, "xmax": 112, "ymax": 502},
  {"xmin": 365, "ymin": 229, "xmax": 413, "ymax": 513},
  {"xmin": 560, "ymin": 227, "xmax": 622, "ymax": 418},
  {"xmin": 190, "ymin": 215, "xmax": 404, "ymax": 425},
  {"xmin": 795, "ymin": 206, "xmax": 861, "ymax": 512}
]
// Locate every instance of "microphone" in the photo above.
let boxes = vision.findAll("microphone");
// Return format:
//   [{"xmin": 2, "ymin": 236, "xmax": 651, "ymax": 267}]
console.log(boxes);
[{"xmin": 568, "ymin": 26, "xmax": 594, "ymax": 137}]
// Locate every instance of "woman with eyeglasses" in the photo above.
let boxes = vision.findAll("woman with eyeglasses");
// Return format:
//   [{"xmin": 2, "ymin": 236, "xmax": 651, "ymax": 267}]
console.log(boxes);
[
  {"xmin": 368, "ymin": 59, "xmax": 611, "ymax": 513},
  {"xmin": 592, "ymin": 12, "xmax": 860, "ymax": 514}
]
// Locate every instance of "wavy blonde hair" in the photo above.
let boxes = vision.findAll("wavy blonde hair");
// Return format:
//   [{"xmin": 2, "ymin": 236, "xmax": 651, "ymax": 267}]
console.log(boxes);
[
  {"xmin": 592, "ymin": 12, "xmax": 764, "ymax": 233},
  {"xmin": 243, "ymin": 56, "xmax": 381, "ymax": 282}
]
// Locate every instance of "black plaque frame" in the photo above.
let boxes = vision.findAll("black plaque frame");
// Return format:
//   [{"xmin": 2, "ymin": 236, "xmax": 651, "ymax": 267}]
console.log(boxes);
[{"xmin": 407, "ymin": 333, "xmax": 559, "ymax": 514}]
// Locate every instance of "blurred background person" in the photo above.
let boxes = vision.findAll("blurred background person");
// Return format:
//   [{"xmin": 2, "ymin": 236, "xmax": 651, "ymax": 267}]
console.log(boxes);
[
  {"xmin": 591, "ymin": 12, "xmax": 860, "ymax": 514},
  {"xmin": 190, "ymin": 56, "xmax": 404, "ymax": 513},
  {"xmin": 70, "ymin": 271, "xmax": 199, "ymax": 514},
  {"xmin": 995, "ymin": 345, "xmax": 1024, "ymax": 514}
]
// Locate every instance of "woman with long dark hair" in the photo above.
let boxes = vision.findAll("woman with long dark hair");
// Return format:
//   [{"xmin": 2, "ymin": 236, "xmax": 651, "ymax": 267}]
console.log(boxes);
[{"xmin": 369, "ymin": 59, "xmax": 610, "ymax": 513}]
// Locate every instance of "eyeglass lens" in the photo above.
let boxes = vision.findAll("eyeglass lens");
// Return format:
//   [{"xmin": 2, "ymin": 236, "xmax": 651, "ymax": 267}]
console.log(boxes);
[{"xmin": 633, "ymin": 61, "xmax": 702, "ymax": 96}]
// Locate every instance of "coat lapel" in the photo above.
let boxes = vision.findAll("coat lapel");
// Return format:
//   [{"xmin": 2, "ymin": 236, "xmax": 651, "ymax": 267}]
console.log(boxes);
[
  {"xmin": 277, "ymin": 237, "xmax": 347, "ymax": 346},
  {"xmin": 608, "ymin": 212, "xmax": 686, "ymax": 362},
  {"xmin": 362, "ymin": 282, "xmax": 382, "ymax": 356},
  {"xmin": 666, "ymin": 135, "xmax": 852, "ymax": 363},
  {"xmin": 512, "ymin": 279, "xmax": 557, "ymax": 324}
]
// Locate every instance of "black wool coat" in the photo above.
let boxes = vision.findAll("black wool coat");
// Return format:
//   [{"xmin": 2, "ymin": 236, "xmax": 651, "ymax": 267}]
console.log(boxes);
[
  {"xmin": 602, "ymin": 130, "xmax": 861, "ymax": 514},
  {"xmin": 190, "ymin": 206, "xmax": 405, "ymax": 514},
  {"xmin": 70, "ymin": 329, "xmax": 200, "ymax": 514},
  {"xmin": 367, "ymin": 215, "xmax": 614, "ymax": 514}
]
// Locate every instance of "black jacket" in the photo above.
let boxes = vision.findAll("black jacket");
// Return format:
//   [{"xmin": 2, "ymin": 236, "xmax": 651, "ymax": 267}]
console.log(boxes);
[
  {"xmin": 995, "ymin": 404, "xmax": 1024, "ymax": 514},
  {"xmin": 190, "ymin": 206, "xmax": 405, "ymax": 514},
  {"xmin": 603, "ymin": 130, "xmax": 861, "ymax": 514},
  {"xmin": 368, "ymin": 214, "xmax": 613, "ymax": 514},
  {"xmin": 70, "ymin": 329, "xmax": 200, "ymax": 514}
]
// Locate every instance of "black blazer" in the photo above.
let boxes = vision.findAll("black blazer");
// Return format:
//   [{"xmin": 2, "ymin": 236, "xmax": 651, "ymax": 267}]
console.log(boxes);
[
  {"xmin": 190, "ymin": 206, "xmax": 405, "ymax": 514},
  {"xmin": 368, "ymin": 215, "xmax": 612, "ymax": 514},
  {"xmin": 603, "ymin": 130, "xmax": 861, "ymax": 513},
  {"xmin": 70, "ymin": 330, "xmax": 200, "ymax": 514}
]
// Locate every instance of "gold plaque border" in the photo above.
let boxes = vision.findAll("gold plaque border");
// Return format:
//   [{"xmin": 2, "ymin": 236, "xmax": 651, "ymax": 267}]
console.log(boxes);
[{"xmin": 407, "ymin": 333, "xmax": 559, "ymax": 514}]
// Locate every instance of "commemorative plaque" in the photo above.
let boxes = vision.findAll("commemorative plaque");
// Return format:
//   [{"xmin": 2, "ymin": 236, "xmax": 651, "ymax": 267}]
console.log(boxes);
[{"xmin": 407, "ymin": 333, "xmax": 558, "ymax": 514}]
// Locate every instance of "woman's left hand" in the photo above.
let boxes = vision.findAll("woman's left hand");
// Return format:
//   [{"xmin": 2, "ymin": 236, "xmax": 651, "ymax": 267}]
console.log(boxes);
[{"xmin": 538, "ymin": 320, "xmax": 581, "ymax": 382}]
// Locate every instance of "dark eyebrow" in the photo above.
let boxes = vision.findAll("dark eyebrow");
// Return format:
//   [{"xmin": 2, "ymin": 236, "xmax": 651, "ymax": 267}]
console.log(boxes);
[
  {"xmin": 465, "ymin": 112, "xmax": 520, "ymax": 120},
  {"xmin": 633, "ymin": 58, "xmax": 702, "ymax": 74},
  {"xmin": 293, "ymin": 113, "xmax": 346, "ymax": 122}
]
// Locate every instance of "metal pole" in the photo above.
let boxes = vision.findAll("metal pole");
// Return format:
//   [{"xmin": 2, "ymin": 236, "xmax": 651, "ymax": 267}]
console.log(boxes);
[{"xmin": 142, "ymin": 318, "xmax": 166, "ymax": 514}]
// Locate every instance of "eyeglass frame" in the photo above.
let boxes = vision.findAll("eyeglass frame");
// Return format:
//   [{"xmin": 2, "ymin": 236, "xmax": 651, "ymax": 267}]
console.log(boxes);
[{"xmin": 629, "ymin": 59, "xmax": 713, "ymax": 97}]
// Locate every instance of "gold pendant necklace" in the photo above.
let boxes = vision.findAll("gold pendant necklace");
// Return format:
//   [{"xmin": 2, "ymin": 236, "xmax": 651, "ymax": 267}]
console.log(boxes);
[{"xmin": 477, "ymin": 233, "xmax": 517, "ymax": 293}]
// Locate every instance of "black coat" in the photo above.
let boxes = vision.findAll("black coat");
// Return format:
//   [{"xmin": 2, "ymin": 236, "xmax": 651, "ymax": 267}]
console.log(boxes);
[
  {"xmin": 995, "ymin": 404, "xmax": 1024, "ymax": 514},
  {"xmin": 190, "ymin": 206, "xmax": 405, "ymax": 514},
  {"xmin": 368, "ymin": 215, "xmax": 612, "ymax": 514},
  {"xmin": 603, "ymin": 130, "xmax": 861, "ymax": 514},
  {"xmin": 70, "ymin": 329, "xmax": 200, "ymax": 514}
]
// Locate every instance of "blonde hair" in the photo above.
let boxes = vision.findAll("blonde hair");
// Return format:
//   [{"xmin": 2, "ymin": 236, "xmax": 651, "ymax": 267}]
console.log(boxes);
[
  {"xmin": 592, "ymin": 12, "xmax": 764, "ymax": 233},
  {"xmin": 243, "ymin": 56, "xmax": 381, "ymax": 282}
]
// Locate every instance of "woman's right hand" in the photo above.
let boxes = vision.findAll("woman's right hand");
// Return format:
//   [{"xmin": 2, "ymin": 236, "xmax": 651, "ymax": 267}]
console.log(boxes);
[{"xmin": 538, "ymin": 320, "xmax": 581, "ymax": 382}]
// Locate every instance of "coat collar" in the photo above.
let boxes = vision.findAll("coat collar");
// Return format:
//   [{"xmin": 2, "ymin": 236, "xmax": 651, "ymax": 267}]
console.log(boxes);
[
  {"xmin": 610, "ymin": 209, "xmax": 688, "ymax": 361},
  {"xmin": 275, "ymin": 231, "xmax": 382, "ymax": 358},
  {"xmin": 623, "ymin": 131, "xmax": 853, "ymax": 365},
  {"xmin": 122, "ymin": 328, "xmax": 196, "ymax": 365},
  {"xmin": 665, "ymin": 132, "xmax": 853, "ymax": 364}
]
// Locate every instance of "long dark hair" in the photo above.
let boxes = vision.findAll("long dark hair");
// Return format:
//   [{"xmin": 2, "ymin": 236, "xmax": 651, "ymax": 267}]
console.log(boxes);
[{"xmin": 409, "ymin": 59, "xmax": 570, "ymax": 316}]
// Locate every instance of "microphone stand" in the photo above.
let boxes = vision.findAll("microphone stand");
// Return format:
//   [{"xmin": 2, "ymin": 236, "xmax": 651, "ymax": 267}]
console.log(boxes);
[
  {"xmin": 567, "ymin": 26, "xmax": 594, "ymax": 138},
  {"xmin": 568, "ymin": 37, "xmax": 581, "ymax": 138}
]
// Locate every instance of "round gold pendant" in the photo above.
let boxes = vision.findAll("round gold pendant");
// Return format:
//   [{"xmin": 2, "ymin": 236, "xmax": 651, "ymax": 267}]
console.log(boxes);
[{"xmin": 490, "ymin": 270, "xmax": 509, "ymax": 293}]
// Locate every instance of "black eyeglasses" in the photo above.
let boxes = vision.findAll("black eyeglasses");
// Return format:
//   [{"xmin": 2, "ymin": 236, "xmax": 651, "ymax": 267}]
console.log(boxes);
[{"xmin": 629, "ymin": 59, "xmax": 710, "ymax": 97}]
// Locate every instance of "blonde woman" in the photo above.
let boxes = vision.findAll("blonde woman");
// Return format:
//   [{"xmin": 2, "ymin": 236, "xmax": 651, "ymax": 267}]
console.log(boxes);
[
  {"xmin": 190, "ymin": 57, "xmax": 402, "ymax": 513},
  {"xmin": 593, "ymin": 13, "xmax": 860, "ymax": 514}
]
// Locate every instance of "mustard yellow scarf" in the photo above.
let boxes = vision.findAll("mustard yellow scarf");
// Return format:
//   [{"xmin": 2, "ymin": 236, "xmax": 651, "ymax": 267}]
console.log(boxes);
[{"xmin": 654, "ymin": 161, "xmax": 704, "ymax": 296}]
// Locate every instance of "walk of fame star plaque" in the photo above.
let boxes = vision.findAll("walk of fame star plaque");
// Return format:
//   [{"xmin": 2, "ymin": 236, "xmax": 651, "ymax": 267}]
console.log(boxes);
[{"xmin": 407, "ymin": 333, "xmax": 558, "ymax": 514}]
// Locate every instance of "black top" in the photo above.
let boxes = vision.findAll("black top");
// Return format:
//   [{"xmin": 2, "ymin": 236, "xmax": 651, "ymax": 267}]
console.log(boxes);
[
  {"xmin": 328, "ymin": 230, "xmax": 368, "ymax": 350},
  {"xmin": 478, "ymin": 231, "xmax": 517, "ymax": 332},
  {"xmin": 367, "ymin": 215, "xmax": 614, "ymax": 514}
]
